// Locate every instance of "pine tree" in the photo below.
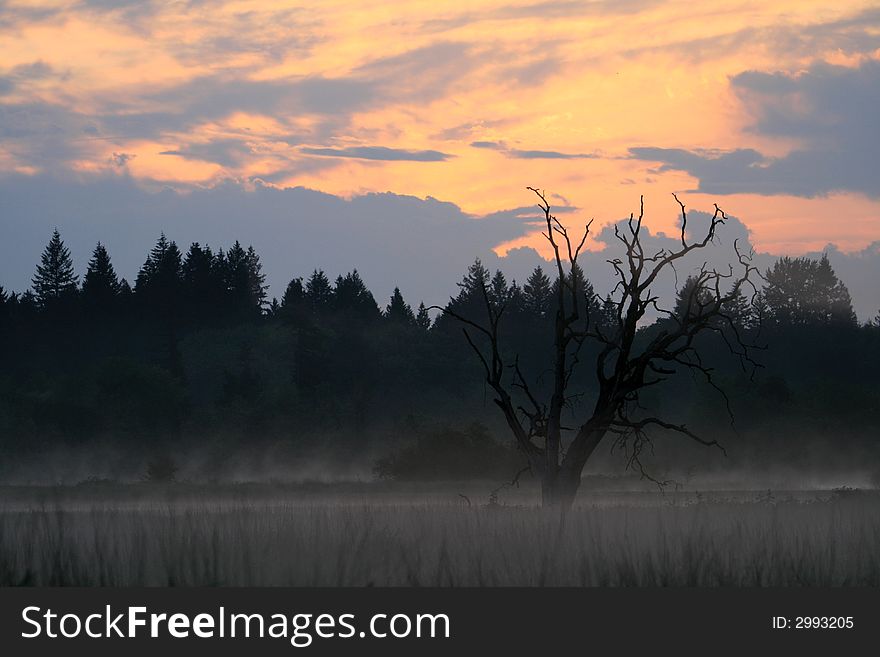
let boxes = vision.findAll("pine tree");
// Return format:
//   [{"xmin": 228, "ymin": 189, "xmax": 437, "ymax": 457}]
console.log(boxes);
[
  {"xmin": 119, "ymin": 278, "xmax": 132, "ymax": 298},
  {"xmin": 18, "ymin": 290, "xmax": 39, "ymax": 317},
  {"xmin": 488, "ymin": 270, "xmax": 509, "ymax": 308},
  {"xmin": 245, "ymin": 246, "xmax": 268, "ymax": 310},
  {"xmin": 522, "ymin": 267, "xmax": 552, "ymax": 318},
  {"xmin": 507, "ymin": 280, "xmax": 524, "ymax": 317},
  {"xmin": 458, "ymin": 259, "xmax": 490, "ymax": 299},
  {"xmin": 224, "ymin": 241, "xmax": 268, "ymax": 317},
  {"xmin": 135, "ymin": 233, "xmax": 183, "ymax": 318},
  {"xmin": 723, "ymin": 287, "xmax": 754, "ymax": 329},
  {"xmin": 279, "ymin": 277, "xmax": 307, "ymax": 323},
  {"xmin": 282, "ymin": 277, "xmax": 305, "ymax": 307},
  {"xmin": 0, "ymin": 285, "xmax": 7, "ymax": 326},
  {"xmin": 333, "ymin": 270, "xmax": 380, "ymax": 319},
  {"xmin": 305, "ymin": 270, "xmax": 333, "ymax": 313},
  {"xmin": 82, "ymin": 242, "xmax": 121, "ymax": 311},
  {"xmin": 598, "ymin": 294, "xmax": 618, "ymax": 334},
  {"xmin": 386, "ymin": 287, "xmax": 415, "ymax": 325},
  {"xmin": 674, "ymin": 274, "xmax": 712, "ymax": 321},
  {"xmin": 551, "ymin": 262, "xmax": 600, "ymax": 321},
  {"xmin": 438, "ymin": 258, "xmax": 492, "ymax": 329},
  {"xmin": 32, "ymin": 229, "xmax": 78, "ymax": 307},
  {"xmin": 415, "ymin": 302, "xmax": 432, "ymax": 331}
]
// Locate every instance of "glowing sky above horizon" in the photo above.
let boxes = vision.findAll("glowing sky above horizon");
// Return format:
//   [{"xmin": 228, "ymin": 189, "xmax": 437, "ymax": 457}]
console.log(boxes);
[{"xmin": 1, "ymin": 0, "xmax": 879, "ymax": 257}]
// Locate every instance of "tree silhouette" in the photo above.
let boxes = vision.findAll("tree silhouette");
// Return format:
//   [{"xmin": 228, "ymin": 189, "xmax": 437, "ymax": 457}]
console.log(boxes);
[
  {"xmin": 435, "ymin": 259, "xmax": 491, "ymax": 332},
  {"xmin": 32, "ymin": 229, "xmax": 78, "ymax": 307},
  {"xmin": 386, "ymin": 287, "xmax": 416, "ymax": 325},
  {"xmin": 435, "ymin": 189, "xmax": 761, "ymax": 507},
  {"xmin": 763, "ymin": 254, "xmax": 857, "ymax": 327},
  {"xmin": 182, "ymin": 242, "xmax": 221, "ymax": 320},
  {"xmin": 673, "ymin": 274, "xmax": 713, "ymax": 322},
  {"xmin": 333, "ymin": 270, "xmax": 380, "ymax": 320},
  {"xmin": 82, "ymin": 242, "xmax": 121, "ymax": 311},
  {"xmin": 415, "ymin": 302, "xmax": 432, "ymax": 331},
  {"xmin": 0, "ymin": 285, "xmax": 8, "ymax": 328},
  {"xmin": 136, "ymin": 233, "xmax": 183, "ymax": 318},
  {"xmin": 305, "ymin": 269, "xmax": 333, "ymax": 313},
  {"xmin": 224, "ymin": 241, "xmax": 268, "ymax": 317},
  {"xmin": 522, "ymin": 267, "xmax": 553, "ymax": 319},
  {"xmin": 488, "ymin": 270, "xmax": 509, "ymax": 308},
  {"xmin": 279, "ymin": 277, "xmax": 307, "ymax": 324}
]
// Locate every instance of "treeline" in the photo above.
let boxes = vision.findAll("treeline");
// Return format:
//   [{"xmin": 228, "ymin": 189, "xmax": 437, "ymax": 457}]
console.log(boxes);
[{"xmin": 0, "ymin": 230, "xmax": 878, "ymax": 481}]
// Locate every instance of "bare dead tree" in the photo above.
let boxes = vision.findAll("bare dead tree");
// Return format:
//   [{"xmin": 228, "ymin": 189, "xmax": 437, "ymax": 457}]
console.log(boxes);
[{"xmin": 435, "ymin": 188, "xmax": 761, "ymax": 508}]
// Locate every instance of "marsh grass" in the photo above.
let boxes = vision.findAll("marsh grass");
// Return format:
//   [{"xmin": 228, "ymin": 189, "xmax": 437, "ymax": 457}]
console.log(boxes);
[{"xmin": 1, "ymin": 488, "xmax": 878, "ymax": 586}]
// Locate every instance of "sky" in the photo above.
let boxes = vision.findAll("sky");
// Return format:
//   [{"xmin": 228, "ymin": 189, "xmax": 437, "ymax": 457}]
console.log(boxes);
[{"xmin": 1, "ymin": 0, "xmax": 879, "ymax": 317}]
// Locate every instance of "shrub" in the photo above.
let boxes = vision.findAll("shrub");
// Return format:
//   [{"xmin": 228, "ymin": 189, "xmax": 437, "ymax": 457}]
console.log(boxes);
[{"xmin": 374, "ymin": 422, "xmax": 525, "ymax": 481}]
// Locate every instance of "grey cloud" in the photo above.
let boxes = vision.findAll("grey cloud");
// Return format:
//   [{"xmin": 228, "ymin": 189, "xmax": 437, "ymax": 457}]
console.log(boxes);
[
  {"xmin": 470, "ymin": 141, "xmax": 505, "ymax": 149},
  {"xmin": 470, "ymin": 141, "xmax": 597, "ymax": 159},
  {"xmin": 10, "ymin": 61, "xmax": 55, "ymax": 80},
  {"xmin": 620, "ymin": 7, "xmax": 880, "ymax": 64},
  {"xmin": 629, "ymin": 59, "xmax": 880, "ymax": 198},
  {"xmin": 508, "ymin": 149, "xmax": 597, "ymax": 160},
  {"xmin": 501, "ymin": 56, "xmax": 562, "ymax": 86},
  {"xmin": 354, "ymin": 41, "xmax": 485, "ymax": 104},
  {"xmin": 732, "ymin": 60, "xmax": 880, "ymax": 145},
  {"xmin": 0, "ymin": 102, "xmax": 97, "ymax": 165},
  {"xmin": 146, "ymin": 75, "xmax": 375, "ymax": 123},
  {"xmin": 0, "ymin": 72, "xmax": 379, "ymax": 172},
  {"xmin": 108, "ymin": 152, "xmax": 135, "ymax": 167},
  {"xmin": 160, "ymin": 139, "xmax": 258, "ymax": 167},
  {"xmin": 300, "ymin": 146, "xmax": 452, "ymax": 162},
  {"xmin": 767, "ymin": 7, "xmax": 880, "ymax": 59},
  {"xmin": 421, "ymin": 0, "xmax": 661, "ymax": 32},
  {"xmin": 82, "ymin": 75, "xmax": 374, "ymax": 147},
  {"xmin": 432, "ymin": 119, "xmax": 510, "ymax": 141},
  {"xmin": 0, "ymin": 1, "xmax": 63, "ymax": 29},
  {"xmin": 0, "ymin": 60, "xmax": 58, "ymax": 95}
]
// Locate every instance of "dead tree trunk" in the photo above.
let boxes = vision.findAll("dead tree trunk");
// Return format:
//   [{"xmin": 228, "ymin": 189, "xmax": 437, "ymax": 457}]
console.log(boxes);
[{"xmin": 435, "ymin": 188, "xmax": 761, "ymax": 509}]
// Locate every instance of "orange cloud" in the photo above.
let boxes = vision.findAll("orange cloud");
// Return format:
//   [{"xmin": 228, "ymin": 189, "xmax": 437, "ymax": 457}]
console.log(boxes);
[{"xmin": 0, "ymin": 0, "xmax": 877, "ymax": 256}]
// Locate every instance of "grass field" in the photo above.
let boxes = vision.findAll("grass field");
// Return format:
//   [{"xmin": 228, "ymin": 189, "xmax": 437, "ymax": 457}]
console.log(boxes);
[{"xmin": 1, "ymin": 483, "xmax": 878, "ymax": 586}]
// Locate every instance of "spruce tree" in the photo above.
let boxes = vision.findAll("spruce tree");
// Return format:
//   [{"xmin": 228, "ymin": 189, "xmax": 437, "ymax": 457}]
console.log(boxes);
[
  {"xmin": 305, "ymin": 269, "xmax": 333, "ymax": 313},
  {"xmin": 674, "ymin": 274, "xmax": 712, "ymax": 321},
  {"xmin": 32, "ymin": 229, "xmax": 78, "ymax": 307},
  {"xmin": 82, "ymin": 242, "xmax": 121, "ymax": 311},
  {"xmin": 135, "ymin": 233, "xmax": 183, "ymax": 318},
  {"xmin": 723, "ymin": 288, "xmax": 754, "ymax": 329},
  {"xmin": 438, "ymin": 258, "xmax": 491, "ymax": 329},
  {"xmin": 281, "ymin": 278, "xmax": 305, "ymax": 310},
  {"xmin": 386, "ymin": 287, "xmax": 415, "ymax": 325},
  {"xmin": 224, "ymin": 241, "xmax": 267, "ymax": 317},
  {"xmin": 0, "ymin": 285, "xmax": 7, "ymax": 326},
  {"xmin": 415, "ymin": 302, "xmax": 431, "ymax": 331},
  {"xmin": 245, "ymin": 246, "xmax": 268, "ymax": 310},
  {"xmin": 279, "ymin": 278, "xmax": 308, "ymax": 325},
  {"xmin": 522, "ymin": 267, "xmax": 552, "ymax": 318},
  {"xmin": 333, "ymin": 270, "xmax": 380, "ymax": 319},
  {"xmin": 488, "ymin": 270, "xmax": 509, "ymax": 308}
]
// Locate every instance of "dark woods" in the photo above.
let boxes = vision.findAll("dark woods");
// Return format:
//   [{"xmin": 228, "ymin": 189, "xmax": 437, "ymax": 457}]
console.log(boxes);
[{"xmin": 0, "ymin": 222, "xmax": 877, "ymax": 486}]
